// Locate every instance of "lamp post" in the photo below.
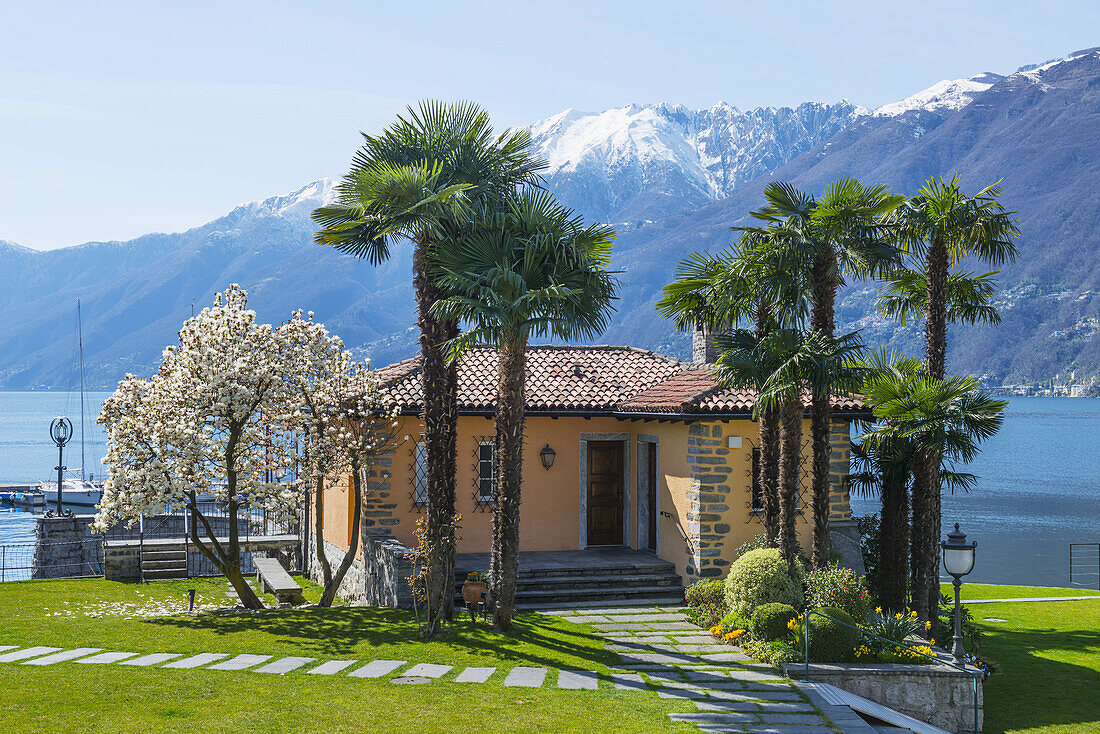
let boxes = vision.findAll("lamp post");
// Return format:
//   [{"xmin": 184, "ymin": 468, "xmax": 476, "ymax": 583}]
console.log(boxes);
[
  {"xmin": 942, "ymin": 523, "xmax": 977, "ymax": 663},
  {"xmin": 49, "ymin": 416, "xmax": 73, "ymax": 515}
]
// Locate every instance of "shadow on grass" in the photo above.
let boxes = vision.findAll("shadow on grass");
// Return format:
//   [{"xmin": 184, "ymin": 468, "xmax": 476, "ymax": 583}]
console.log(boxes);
[
  {"xmin": 981, "ymin": 625, "xmax": 1100, "ymax": 732},
  {"xmin": 145, "ymin": 606, "xmax": 616, "ymax": 670}
]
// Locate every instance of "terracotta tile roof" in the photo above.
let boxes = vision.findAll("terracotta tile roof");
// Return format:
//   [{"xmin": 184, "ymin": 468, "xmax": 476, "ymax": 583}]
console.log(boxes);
[{"xmin": 370, "ymin": 345, "xmax": 868, "ymax": 417}]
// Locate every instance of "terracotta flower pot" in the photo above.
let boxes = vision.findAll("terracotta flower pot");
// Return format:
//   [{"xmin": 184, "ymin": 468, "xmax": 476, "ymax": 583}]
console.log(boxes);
[{"xmin": 462, "ymin": 581, "xmax": 486, "ymax": 604}]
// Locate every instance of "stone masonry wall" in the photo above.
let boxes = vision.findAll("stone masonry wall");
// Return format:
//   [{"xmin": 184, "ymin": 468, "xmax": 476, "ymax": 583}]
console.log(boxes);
[
  {"xmin": 361, "ymin": 441, "xmax": 400, "ymax": 537},
  {"xmin": 781, "ymin": 661, "xmax": 984, "ymax": 733},
  {"xmin": 827, "ymin": 420, "xmax": 853, "ymax": 522},
  {"xmin": 32, "ymin": 516, "xmax": 102, "ymax": 579},
  {"xmin": 684, "ymin": 421, "xmax": 737, "ymax": 582}
]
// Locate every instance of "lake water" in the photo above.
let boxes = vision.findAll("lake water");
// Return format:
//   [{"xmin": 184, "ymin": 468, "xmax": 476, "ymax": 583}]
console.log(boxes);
[{"xmin": 0, "ymin": 392, "xmax": 1097, "ymax": 587}]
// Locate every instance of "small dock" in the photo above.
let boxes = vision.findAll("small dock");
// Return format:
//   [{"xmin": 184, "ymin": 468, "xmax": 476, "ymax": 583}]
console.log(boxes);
[{"xmin": 0, "ymin": 483, "xmax": 46, "ymax": 510}]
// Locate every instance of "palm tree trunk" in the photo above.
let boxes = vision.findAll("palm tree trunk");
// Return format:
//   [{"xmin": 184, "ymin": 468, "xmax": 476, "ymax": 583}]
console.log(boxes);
[
  {"xmin": 920, "ymin": 234, "xmax": 949, "ymax": 636},
  {"xmin": 878, "ymin": 465, "xmax": 909, "ymax": 612},
  {"xmin": 491, "ymin": 337, "xmax": 526, "ymax": 631},
  {"xmin": 810, "ymin": 252, "xmax": 836, "ymax": 570},
  {"xmin": 759, "ymin": 408, "xmax": 780, "ymax": 547},
  {"xmin": 778, "ymin": 398, "xmax": 803, "ymax": 569},
  {"xmin": 413, "ymin": 234, "xmax": 459, "ymax": 635},
  {"xmin": 909, "ymin": 448, "xmax": 935, "ymax": 622}
]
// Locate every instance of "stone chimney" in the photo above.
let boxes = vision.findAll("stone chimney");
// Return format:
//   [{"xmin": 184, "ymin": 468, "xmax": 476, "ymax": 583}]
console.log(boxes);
[{"xmin": 692, "ymin": 328, "xmax": 723, "ymax": 365}]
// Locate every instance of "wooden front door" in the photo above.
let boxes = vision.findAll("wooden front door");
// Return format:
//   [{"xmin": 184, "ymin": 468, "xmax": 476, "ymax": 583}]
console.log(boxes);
[{"xmin": 587, "ymin": 441, "xmax": 624, "ymax": 545}]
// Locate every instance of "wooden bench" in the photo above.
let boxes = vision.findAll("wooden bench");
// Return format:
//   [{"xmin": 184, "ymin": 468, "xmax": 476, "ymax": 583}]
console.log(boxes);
[{"xmin": 254, "ymin": 557, "xmax": 304, "ymax": 606}]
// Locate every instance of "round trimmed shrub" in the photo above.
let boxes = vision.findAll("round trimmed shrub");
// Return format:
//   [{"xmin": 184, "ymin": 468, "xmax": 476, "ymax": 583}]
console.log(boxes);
[
  {"xmin": 750, "ymin": 602, "xmax": 799, "ymax": 641},
  {"xmin": 806, "ymin": 606, "xmax": 859, "ymax": 663},
  {"xmin": 723, "ymin": 547, "xmax": 805, "ymax": 618},
  {"xmin": 719, "ymin": 611, "xmax": 751, "ymax": 632}
]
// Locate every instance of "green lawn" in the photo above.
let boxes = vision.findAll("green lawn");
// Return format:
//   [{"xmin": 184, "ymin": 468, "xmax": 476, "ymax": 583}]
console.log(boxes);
[
  {"xmin": 941, "ymin": 584, "xmax": 1100, "ymax": 734},
  {"xmin": 0, "ymin": 577, "xmax": 697, "ymax": 733},
  {"xmin": 954, "ymin": 583, "xmax": 1100, "ymax": 601}
]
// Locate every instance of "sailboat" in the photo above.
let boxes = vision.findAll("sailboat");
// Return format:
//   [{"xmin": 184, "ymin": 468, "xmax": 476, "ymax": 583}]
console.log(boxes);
[{"xmin": 39, "ymin": 300, "xmax": 104, "ymax": 509}]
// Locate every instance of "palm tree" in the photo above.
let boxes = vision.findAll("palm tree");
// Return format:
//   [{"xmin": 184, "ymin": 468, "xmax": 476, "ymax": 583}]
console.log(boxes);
[
  {"xmin": 658, "ymin": 235, "xmax": 806, "ymax": 547},
  {"xmin": 888, "ymin": 176, "xmax": 1018, "ymax": 624},
  {"xmin": 433, "ymin": 191, "xmax": 617, "ymax": 631},
  {"xmin": 739, "ymin": 180, "xmax": 902, "ymax": 568},
  {"xmin": 862, "ymin": 367, "xmax": 1007, "ymax": 624},
  {"xmin": 312, "ymin": 101, "xmax": 545, "ymax": 634},
  {"xmin": 716, "ymin": 329, "xmax": 865, "ymax": 568}
]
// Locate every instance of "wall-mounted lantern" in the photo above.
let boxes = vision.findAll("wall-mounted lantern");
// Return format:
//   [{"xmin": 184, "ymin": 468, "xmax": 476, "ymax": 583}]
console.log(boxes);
[{"xmin": 539, "ymin": 444, "xmax": 556, "ymax": 470}]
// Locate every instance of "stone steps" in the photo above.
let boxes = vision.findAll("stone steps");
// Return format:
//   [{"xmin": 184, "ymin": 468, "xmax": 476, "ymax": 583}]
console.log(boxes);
[{"xmin": 141, "ymin": 546, "xmax": 188, "ymax": 580}]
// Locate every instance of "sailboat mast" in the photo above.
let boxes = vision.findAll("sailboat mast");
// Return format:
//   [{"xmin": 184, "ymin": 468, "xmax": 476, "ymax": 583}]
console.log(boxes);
[{"xmin": 78, "ymin": 299, "xmax": 86, "ymax": 482}]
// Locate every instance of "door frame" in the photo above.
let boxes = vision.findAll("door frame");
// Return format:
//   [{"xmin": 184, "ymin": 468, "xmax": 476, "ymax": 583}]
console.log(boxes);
[
  {"xmin": 579, "ymin": 432, "xmax": 630, "ymax": 548},
  {"xmin": 637, "ymin": 434, "xmax": 660, "ymax": 555}
]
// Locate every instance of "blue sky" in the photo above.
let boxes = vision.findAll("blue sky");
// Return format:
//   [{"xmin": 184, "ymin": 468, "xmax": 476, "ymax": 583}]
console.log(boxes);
[{"xmin": 2, "ymin": 0, "xmax": 1098, "ymax": 250}]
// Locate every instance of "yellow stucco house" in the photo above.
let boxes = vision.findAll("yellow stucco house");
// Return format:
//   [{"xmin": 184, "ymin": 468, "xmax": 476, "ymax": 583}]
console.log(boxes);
[{"xmin": 312, "ymin": 344, "xmax": 867, "ymax": 607}]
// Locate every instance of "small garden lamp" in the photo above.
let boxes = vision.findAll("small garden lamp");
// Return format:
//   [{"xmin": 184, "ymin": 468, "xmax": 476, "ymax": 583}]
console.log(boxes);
[
  {"xmin": 539, "ymin": 444, "xmax": 556, "ymax": 470},
  {"xmin": 942, "ymin": 523, "xmax": 977, "ymax": 663}
]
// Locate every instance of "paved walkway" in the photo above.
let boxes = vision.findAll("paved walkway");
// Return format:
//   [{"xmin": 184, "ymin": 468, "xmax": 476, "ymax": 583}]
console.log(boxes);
[
  {"xmin": 0, "ymin": 606, "xmax": 882, "ymax": 733},
  {"xmin": 542, "ymin": 606, "xmax": 876, "ymax": 734}
]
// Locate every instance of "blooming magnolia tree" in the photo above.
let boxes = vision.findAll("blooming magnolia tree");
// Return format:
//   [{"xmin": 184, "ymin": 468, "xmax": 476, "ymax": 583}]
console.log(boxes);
[
  {"xmin": 280, "ymin": 311, "xmax": 397, "ymax": 607},
  {"xmin": 97, "ymin": 286, "xmax": 302, "ymax": 609}
]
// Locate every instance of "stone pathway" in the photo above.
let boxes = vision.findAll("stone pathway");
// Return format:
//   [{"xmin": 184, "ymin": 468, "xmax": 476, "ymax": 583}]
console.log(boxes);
[
  {"xmin": 542, "ymin": 605, "xmax": 878, "ymax": 734},
  {"xmin": 0, "ymin": 604, "xmax": 884, "ymax": 732}
]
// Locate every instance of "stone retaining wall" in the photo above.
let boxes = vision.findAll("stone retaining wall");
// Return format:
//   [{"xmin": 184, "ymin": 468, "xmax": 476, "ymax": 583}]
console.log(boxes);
[
  {"xmin": 32, "ymin": 516, "xmax": 102, "ymax": 579},
  {"xmin": 307, "ymin": 538, "xmax": 366, "ymax": 604},
  {"xmin": 362, "ymin": 535, "xmax": 415, "ymax": 609},
  {"xmin": 782, "ymin": 660, "xmax": 984, "ymax": 733}
]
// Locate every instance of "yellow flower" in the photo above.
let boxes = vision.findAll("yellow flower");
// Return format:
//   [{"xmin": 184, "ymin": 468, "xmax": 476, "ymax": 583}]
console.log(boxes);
[
  {"xmin": 875, "ymin": 607, "xmax": 882, "ymax": 614},
  {"xmin": 910, "ymin": 611, "xmax": 918, "ymax": 619},
  {"xmin": 930, "ymin": 639, "xmax": 936, "ymax": 646},
  {"xmin": 925, "ymin": 621, "xmax": 932, "ymax": 630},
  {"xmin": 787, "ymin": 619, "xmax": 799, "ymax": 631},
  {"xmin": 895, "ymin": 613, "xmax": 903, "ymax": 620}
]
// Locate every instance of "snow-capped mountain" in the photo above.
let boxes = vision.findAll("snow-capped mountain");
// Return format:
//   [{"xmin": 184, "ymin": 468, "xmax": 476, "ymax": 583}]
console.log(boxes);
[
  {"xmin": 873, "ymin": 72, "xmax": 1003, "ymax": 116},
  {"xmin": 530, "ymin": 101, "xmax": 863, "ymax": 223}
]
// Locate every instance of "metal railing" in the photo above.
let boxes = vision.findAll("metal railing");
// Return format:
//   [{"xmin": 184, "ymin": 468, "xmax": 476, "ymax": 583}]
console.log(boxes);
[
  {"xmin": 800, "ymin": 609, "xmax": 982, "ymax": 734},
  {"xmin": 1070, "ymin": 543, "xmax": 1100, "ymax": 590},
  {"xmin": 0, "ymin": 540, "xmax": 104, "ymax": 582}
]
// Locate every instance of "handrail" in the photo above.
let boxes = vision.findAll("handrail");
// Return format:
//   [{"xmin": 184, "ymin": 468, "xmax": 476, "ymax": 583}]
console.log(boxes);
[{"xmin": 800, "ymin": 609, "xmax": 982, "ymax": 734}]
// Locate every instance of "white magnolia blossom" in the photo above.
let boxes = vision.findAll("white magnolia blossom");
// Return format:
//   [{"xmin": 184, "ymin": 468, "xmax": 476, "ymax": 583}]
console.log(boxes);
[{"xmin": 94, "ymin": 285, "xmax": 392, "ymax": 536}]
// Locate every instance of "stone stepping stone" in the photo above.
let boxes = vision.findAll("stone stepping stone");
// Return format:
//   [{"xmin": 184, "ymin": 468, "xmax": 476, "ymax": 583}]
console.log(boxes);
[
  {"xmin": 671, "ymin": 636, "xmax": 720, "ymax": 644},
  {"xmin": 503, "ymin": 666, "xmax": 547, "ymax": 687},
  {"xmin": 562, "ymin": 615, "xmax": 610, "ymax": 624},
  {"xmin": 0, "ymin": 647, "xmax": 62, "ymax": 663},
  {"xmin": 0, "ymin": 646, "xmax": 16, "ymax": 654},
  {"xmin": 404, "ymin": 663, "xmax": 452, "ymax": 679},
  {"xmin": 605, "ymin": 613, "xmax": 685, "ymax": 623},
  {"xmin": 593, "ymin": 623, "xmax": 652, "ymax": 632},
  {"xmin": 707, "ymin": 698, "xmax": 814, "ymax": 713},
  {"xmin": 757, "ymin": 712, "xmax": 828, "ymax": 725},
  {"xmin": 701, "ymin": 652, "xmax": 753, "ymax": 663},
  {"xmin": 612, "ymin": 673, "xmax": 647, "ymax": 690},
  {"xmin": 348, "ymin": 660, "xmax": 407, "ymax": 678},
  {"xmin": 76, "ymin": 652, "xmax": 139, "ymax": 665},
  {"xmin": 726, "ymin": 668, "xmax": 784, "ymax": 682},
  {"xmin": 678, "ymin": 644, "xmax": 737, "ymax": 654},
  {"xmin": 21, "ymin": 648, "xmax": 102, "ymax": 665},
  {"xmin": 697, "ymin": 700, "xmax": 761, "ymax": 712},
  {"xmin": 683, "ymin": 669, "xmax": 730, "ymax": 682},
  {"xmin": 617, "ymin": 652, "xmax": 696, "ymax": 665},
  {"xmin": 306, "ymin": 660, "xmax": 356, "ymax": 675},
  {"xmin": 208, "ymin": 654, "xmax": 272, "ymax": 671},
  {"xmin": 556, "ymin": 670, "xmax": 598, "ymax": 689},
  {"xmin": 256, "ymin": 657, "xmax": 316, "ymax": 674},
  {"xmin": 714, "ymin": 690, "xmax": 803, "ymax": 702},
  {"xmin": 119, "ymin": 653, "xmax": 182, "ymax": 667},
  {"xmin": 645, "ymin": 622, "xmax": 699, "ymax": 631},
  {"xmin": 163, "ymin": 653, "xmax": 229, "ymax": 669},
  {"xmin": 670, "ymin": 712, "xmax": 758, "ymax": 724},
  {"xmin": 658, "ymin": 689, "xmax": 709, "ymax": 700},
  {"xmin": 453, "ymin": 667, "xmax": 495, "ymax": 683}
]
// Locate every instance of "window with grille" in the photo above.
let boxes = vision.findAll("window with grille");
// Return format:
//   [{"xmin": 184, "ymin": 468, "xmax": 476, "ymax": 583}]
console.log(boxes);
[
  {"xmin": 475, "ymin": 440, "xmax": 496, "ymax": 506},
  {"xmin": 412, "ymin": 441, "xmax": 427, "ymax": 506}
]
